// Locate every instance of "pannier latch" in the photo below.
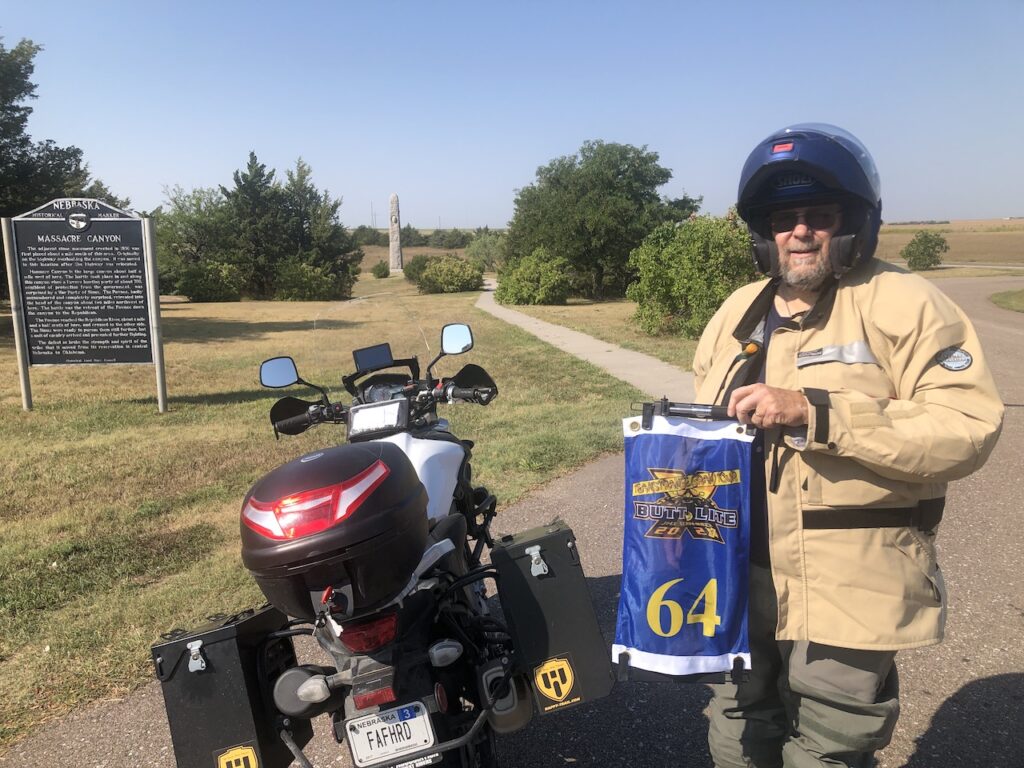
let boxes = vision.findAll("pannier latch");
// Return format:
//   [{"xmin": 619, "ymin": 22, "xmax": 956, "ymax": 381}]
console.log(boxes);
[
  {"xmin": 525, "ymin": 545, "xmax": 549, "ymax": 578},
  {"xmin": 186, "ymin": 640, "xmax": 207, "ymax": 673}
]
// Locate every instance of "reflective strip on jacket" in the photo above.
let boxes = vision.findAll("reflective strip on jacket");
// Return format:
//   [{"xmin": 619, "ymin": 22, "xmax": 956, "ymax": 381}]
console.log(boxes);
[{"xmin": 693, "ymin": 260, "xmax": 1004, "ymax": 649}]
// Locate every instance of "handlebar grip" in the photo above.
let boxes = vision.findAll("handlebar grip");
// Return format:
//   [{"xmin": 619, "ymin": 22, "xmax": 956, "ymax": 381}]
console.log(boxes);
[
  {"xmin": 274, "ymin": 411, "xmax": 313, "ymax": 435},
  {"xmin": 448, "ymin": 386, "xmax": 478, "ymax": 401}
]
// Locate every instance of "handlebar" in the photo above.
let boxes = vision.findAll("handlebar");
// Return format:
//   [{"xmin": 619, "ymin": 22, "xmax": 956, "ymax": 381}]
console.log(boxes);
[
  {"xmin": 270, "ymin": 382, "xmax": 495, "ymax": 438},
  {"xmin": 443, "ymin": 383, "xmax": 497, "ymax": 405},
  {"xmin": 273, "ymin": 402, "xmax": 347, "ymax": 436}
]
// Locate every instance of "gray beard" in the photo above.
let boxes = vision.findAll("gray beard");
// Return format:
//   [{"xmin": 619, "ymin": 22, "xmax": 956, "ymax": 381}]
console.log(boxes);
[{"xmin": 781, "ymin": 251, "xmax": 833, "ymax": 291}]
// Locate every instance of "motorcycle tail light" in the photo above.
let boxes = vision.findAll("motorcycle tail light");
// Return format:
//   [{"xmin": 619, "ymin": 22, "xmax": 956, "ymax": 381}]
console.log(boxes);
[
  {"xmin": 339, "ymin": 612, "xmax": 399, "ymax": 653},
  {"xmin": 242, "ymin": 460, "xmax": 390, "ymax": 540},
  {"xmin": 353, "ymin": 686, "xmax": 398, "ymax": 710}
]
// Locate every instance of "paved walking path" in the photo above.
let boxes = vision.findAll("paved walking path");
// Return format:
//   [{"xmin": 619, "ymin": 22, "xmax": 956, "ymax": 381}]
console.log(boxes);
[{"xmin": 475, "ymin": 282, "xmax": 695, "ymax": 401}]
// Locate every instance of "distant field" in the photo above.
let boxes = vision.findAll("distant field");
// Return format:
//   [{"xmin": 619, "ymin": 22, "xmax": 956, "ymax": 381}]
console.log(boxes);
[
  {"xmin": 877, "ymin": 218, "xmax": 1024, "ymax": 264},
  {"xmin": 360, "ymin": 245, "xmax": 466, "ymax": 270}
]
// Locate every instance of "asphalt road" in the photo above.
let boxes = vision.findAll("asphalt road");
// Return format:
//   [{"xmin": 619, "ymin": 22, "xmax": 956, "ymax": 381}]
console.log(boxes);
[{"xmin": 3, "ymin": 276, "xmax": 1022, "ymax": 768}]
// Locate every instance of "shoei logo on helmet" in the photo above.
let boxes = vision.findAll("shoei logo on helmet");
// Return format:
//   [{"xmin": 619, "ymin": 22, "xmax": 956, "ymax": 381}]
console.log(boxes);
[
  {"xmin": 772, "ymin": 172, "xmax": 815, "ymax": 190},
  {"xmin": 772, "ymin": 142, "xmax": 794, "ymax": 153}
]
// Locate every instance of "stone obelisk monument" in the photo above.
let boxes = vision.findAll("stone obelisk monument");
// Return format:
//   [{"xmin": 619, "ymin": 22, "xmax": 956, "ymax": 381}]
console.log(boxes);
[{"xmin": 388, "ymin": 193, "xmax": 403, "ymax": 272}]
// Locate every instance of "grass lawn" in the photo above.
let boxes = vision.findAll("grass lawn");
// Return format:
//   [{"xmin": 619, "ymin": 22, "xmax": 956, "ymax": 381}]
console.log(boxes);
[
  {"xmin": 510, "ymin": 298, "xmax": 698, "ymax": 372},
  {"xmin": 991, "ymin": 289, "xmax": 1024, "ymax": 312},
  {"xmin": 0, "ymin": 276, "xmax": 643, "ymax": 747}
]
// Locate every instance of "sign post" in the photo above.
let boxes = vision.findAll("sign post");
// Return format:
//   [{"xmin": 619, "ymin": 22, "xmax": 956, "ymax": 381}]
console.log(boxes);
[
  {"xmin": 2, "ymin": 218, "xmax": 33, "ymax": 410},
  {"xmin": 2, "ymin": 198, "xmax": 167, "ymax": 412}
]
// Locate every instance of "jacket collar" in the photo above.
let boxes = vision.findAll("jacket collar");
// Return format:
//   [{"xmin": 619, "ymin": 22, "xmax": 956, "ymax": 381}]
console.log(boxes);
[{"xmin": 731, "ymin": 275, "xmax": 839, "ymax": 342}]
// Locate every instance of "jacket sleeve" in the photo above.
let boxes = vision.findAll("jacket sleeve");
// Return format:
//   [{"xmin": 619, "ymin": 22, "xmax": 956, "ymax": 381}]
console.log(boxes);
[
  {"xmin": 693, "ymin": 298, "xmax": 733, "ymax": 394},
  {"xmin": 797, "ymin": 280, "xmax": 1003, "ymax": 483}
]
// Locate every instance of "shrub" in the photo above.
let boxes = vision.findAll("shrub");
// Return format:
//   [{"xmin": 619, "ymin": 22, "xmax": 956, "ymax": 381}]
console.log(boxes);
[
  {"xmin": 176, "ymin": 261, "xmax": 243, "ymax": 302},
  {"xmin": 400, "ymin": 224, "xmax": 427, "ymax": 247},
  {"xmin": 465, "ymin": 232, "xmax": 507, "ymax": 273},
  {"xmin": 495, "ymin": 247, "xmax": 572, "ymax": 305},
  {"xmin": 403, "ymin": 254, "xmax": 437, "ymax": 284},
  {"xmin": 901, "ymin": 230, "xmax": 949, "ymax": 271},
  {"xmin": 417, "ymin": 256, "xmax": 484, "ymax": 294},
  {"xmin": 274, "ymin": 256, "xmax": 349, "ymax": 301},
  {"xmin": 352, "ymin": 225, "xmax": 388, "ymax": 247},
  {"xmin": 370, "ymin": 260, "xmax": 390, "ymax": 279},
  {"xmin": 428, "ymin": 228, "xmax": 473, "ymax": 249},
  {"xmin": 627, "ymin": 213, "xmax": 757, "ymax": 338}
]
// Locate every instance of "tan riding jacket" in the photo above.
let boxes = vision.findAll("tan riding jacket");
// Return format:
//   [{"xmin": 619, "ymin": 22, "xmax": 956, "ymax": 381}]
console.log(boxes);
[{"xmin": 693, "ymin": 260, "xmax": 1003, "ymax": 650}]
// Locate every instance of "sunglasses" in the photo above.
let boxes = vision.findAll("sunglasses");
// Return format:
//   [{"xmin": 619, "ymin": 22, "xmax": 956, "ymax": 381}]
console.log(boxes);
[{"xmin": 769, "ymin": 208, "xmax": 840, "ymax": 234}]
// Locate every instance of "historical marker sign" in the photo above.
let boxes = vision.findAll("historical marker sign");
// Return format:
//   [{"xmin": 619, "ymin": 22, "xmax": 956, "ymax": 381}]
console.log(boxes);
[
  {"xmin": 2, "ymin": 198, "xmax": 168, "ymax": 410},
  {"xmin": 12, "ymin": 199, "xmax": 153, "ymax": 364}
]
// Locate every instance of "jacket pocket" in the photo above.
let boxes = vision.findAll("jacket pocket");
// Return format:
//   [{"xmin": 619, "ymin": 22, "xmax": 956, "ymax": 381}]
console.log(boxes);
[
  {"xmin": 799, "ymin": 524, "xmax": 944, "ymax": 646},
  {"xmin": 890, "ymin": 526, "xmax": 943, "ymax": 604},
  {"xmin": 800, "ymin": 451, "xmax": 942, "ymax": 509}
]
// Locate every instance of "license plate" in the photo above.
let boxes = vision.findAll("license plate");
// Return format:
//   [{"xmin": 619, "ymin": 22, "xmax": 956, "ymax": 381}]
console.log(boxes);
[{"xmin": 347, "ymin": 701, "xmax": 436, "ymax": 767}]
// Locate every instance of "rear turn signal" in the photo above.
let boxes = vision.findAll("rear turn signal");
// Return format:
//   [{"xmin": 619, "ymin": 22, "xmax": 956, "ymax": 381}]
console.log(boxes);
[{"xmin": 242, "ymin": 460, "xmax": 390, "ymax": 540}]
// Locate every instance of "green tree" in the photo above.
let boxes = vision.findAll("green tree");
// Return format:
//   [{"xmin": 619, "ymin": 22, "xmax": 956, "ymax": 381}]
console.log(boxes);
[
  {"xmin": 219, "ymin": 152, "xmax": 287, "ymax": 297},
  {"xmin": 627, "ymin": 212, "xmax": 757, "ymax": 339},
  {"xmin": 506, "ymin": 140, "xmax": 701, "ymax": 300},
  {"xmin": 352, "ymin": 225, "xmax": 387, "ymax": 246},
  {"xmin": 1, "ymin": 37, "xmax": 127, "ymax": 295},
  {"xmin": 153, "ymin": 186, "xmax": 233, "ymax": 293},
  {"xmin": 400, "ymin": 223, "xmax": 427, "ymax": 247},
  {"xmin": 901, "ymin": 230, "xmax": 949, "ymax": 271},
  {"xmin": 280, "ymin": 158, "xmax": 361, "ymax": 298},
  {"xmin": 465, "ymin": 231, "xmax": 506, "ymax": 272}
]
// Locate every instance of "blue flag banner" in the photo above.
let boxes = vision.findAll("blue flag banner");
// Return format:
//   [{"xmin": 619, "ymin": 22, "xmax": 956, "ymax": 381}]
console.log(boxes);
[{"xmin": 613, "ymin": 415, "xmax": 754, "ymax": 678}]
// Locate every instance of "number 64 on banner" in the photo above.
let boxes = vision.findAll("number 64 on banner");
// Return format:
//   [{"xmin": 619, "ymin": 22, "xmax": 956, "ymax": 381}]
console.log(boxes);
[{"xmin": 646, "ymin": 578, "xmax": 722, "ymax": 638}]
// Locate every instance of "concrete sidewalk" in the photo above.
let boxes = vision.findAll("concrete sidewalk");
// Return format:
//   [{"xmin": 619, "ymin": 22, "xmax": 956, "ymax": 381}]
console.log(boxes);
[{"xmin": 475, "ymin": 284, "xmax": 696, "ymax": 401}]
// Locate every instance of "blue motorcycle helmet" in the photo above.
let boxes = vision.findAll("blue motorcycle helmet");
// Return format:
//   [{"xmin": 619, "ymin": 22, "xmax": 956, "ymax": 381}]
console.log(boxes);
[{"xmin": 736, "ymin": 123, "xmax": 882, "ymax": 277}]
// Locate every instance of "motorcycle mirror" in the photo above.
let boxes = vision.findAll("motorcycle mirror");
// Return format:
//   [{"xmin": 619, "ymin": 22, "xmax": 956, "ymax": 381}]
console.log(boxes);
[
  {"xmin": 260, "ymin": 356, "xmax": 300, "ymax": 388},
  {"xmin": 441, "ymin": 324, "xmax": 473, "ymax": 356}
]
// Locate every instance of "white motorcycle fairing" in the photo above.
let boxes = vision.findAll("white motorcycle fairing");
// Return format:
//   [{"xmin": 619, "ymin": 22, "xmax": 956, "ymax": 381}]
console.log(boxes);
[{"xmin": 378, "ymin": 430, "xmax": 465, "ymax": 523}]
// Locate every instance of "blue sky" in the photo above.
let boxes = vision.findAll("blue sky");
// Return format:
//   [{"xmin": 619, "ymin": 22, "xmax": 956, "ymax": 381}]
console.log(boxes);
[{"xmin": 3, "ymin": 1, "xmax": 1022, "ymax": 227}]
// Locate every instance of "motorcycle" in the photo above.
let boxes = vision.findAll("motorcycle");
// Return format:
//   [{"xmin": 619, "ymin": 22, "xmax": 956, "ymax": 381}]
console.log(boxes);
[{"xmin": 241, "ymin": 320, "xmax": 531, "ymax": 768}]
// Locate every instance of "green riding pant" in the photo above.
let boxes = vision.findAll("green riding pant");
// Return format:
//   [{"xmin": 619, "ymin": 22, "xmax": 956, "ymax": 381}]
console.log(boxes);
[{"xmin": 707, "ymin": 565, "xmax": 900, "ymax": 768}]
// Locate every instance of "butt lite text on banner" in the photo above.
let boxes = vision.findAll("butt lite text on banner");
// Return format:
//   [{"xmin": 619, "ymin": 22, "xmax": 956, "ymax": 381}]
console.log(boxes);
[{"xmin": 613, "ymin": 415, "xmax": 754, "ymax": 679}]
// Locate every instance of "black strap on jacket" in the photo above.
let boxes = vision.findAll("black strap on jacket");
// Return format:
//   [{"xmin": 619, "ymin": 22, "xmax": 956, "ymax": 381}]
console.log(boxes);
[{"xmin": 802, "ymin": 498, "xmax": 945, "ymax": 532}]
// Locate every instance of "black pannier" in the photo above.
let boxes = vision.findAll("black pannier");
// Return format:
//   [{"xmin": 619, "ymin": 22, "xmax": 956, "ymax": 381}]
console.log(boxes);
[
  {"xmin": 151, "ymin": 606, "xmax": 311, "ymax": 768},
  {"xmin": 491, "ymin": 521, "xmax": 615, "ymax": 715}
]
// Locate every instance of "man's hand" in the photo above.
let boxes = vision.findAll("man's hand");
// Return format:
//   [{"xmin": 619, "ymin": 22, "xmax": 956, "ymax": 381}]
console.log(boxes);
[{"xmin": 728, "ymin": 383, "xmax": 809, "ymax": 428}]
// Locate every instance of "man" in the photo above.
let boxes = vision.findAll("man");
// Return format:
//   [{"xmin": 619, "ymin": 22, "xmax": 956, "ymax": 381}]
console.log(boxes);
[{"xmin": 693, "ymin": 124, "xmax": 1003, "ymax": 767}]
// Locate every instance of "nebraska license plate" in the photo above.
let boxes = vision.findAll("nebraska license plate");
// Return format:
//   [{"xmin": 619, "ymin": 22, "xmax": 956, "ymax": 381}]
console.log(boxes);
[{"xmin": 346, "ymin": 701, "xmax": 436, "ymax": 767}]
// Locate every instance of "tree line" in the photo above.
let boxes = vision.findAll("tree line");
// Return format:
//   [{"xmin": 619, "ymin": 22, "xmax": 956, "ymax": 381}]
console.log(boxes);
[
  {"xmin": 153, "ymin": 154, "xmax": 362, "ymax": 302},
  {"xmin": 3, "ymin": 33, "xmax": 761, "ymax": 339},
  {"xmin": 0, "ymin": 37, "xmax": 127, "ymax": 298}
]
